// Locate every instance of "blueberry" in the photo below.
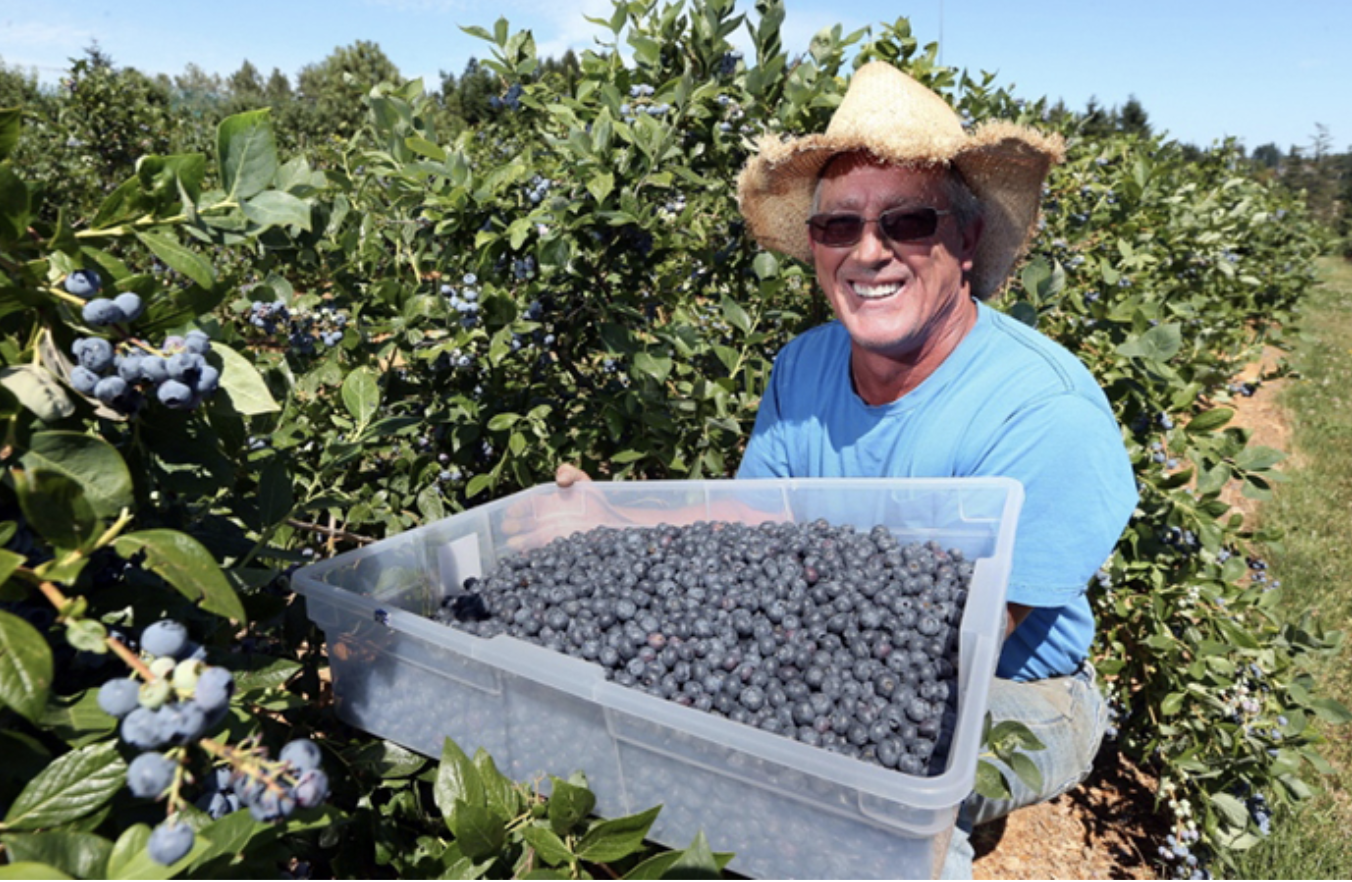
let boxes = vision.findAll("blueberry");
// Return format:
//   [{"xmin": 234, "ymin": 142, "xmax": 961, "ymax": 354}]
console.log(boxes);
[
  {"xmin": 194, "ymin": 666, "xmax": 234, "ymax": 712},
  {"xmin": 64, "ymin": 269, "xmax": 102, "ymax": 298},
  {"xmin": 82, "ymin": 298, "xmax": 126, "ymax": 326},
  {"xmin": 183, "ymin": 330, "xmax": 211, "ymax": 354},
  {"xmin": 157, "ymin": 379, "xmax": 194, "ymax": 408},
  {"xmin": 70, "ymin": 366, "xmax": 100, "ymax": 394},
  {"xmin": 93, "ymin": 375, "xmax": 129, "ymax": 406},
  {"xmin": 97, "ymin": 677, "xmax": 141, "ymax": 718},
  {"xmin": 279, "ymin": 738, "xmax": 323, "ymax": 772},
  {"xmin": 141, "ymin": 355, "xmax": 169, "ymax": 382},
  {"xmin": 142, "ymin": 619, "xmax": 189, "ymax": 659},
  {"xmin": 126, "ymin": 751, "xmax": 177, "ymax": 798},
  {"xmin": 74, "ymin": 337, "xmax": 115, "ymax": 372},
  {"xmin": 113, "ymin": 292, "xmax": 144, "ymax": 322},
  {"xmin": 147, "ymin": 819, "xmax": 194, "ymax": 865}
]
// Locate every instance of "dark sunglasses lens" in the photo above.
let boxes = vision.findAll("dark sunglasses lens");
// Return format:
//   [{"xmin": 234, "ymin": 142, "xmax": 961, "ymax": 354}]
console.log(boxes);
[
  {"xmin": 879, "ymin": 208, "xmax": 938, "ymax": 241},
  {"xmin": 812, "ymin": 216, "xmax": 865, "ymax": 247}
]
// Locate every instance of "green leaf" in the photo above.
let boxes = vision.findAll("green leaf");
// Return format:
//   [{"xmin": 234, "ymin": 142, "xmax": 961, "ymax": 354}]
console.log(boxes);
[
  {"xmin": 1160, "ymin": 691, "xmax": 1186, "ymax": 716},
  {"xmin": 1007, "ymin": 752, "xmax": 1043, "ymax": 793},
  {"xmin": 1116, "ymin": 323, "xmax": 1183, "ymax": 361},
  {"xmin": 135, "ymin": 231, "xmax": 217, "ymax": 290},
  {"xmin": 752, "ymin": 251, "xmax": 779, "ymax": 279},
  {"xmin": 3, "ymin": 741, "xmax": 124, "ymax": 831},
  {"xmin": 521, "ymin": 825, "xmax": 574, "ymax": 867},
  {"xmin": 433, "ymin": 737, "xmax": 484, "ymax": 829},
  {"xmin": 0, "ymin": 107, "xmax": 20, "ymax": 162},
  {"xmin": 112, "ymin": 530, "xmax": 246, "ymax": 622},
  {"xmin": 988, "ymin": 720, "xmax": 1046, "ymax": 752},
  {"xmin": 0, "ymin": 164, "xmax": 31, "ymax": 243},
  {"xmin": 0, "ymin": 830, "xmax": 112, "ymax": 879},
  {"xmin": 632, "ymin": 352, "xmax": 672, "ymax": 383},
  {"xmin": 546, "ymin": 777, "xmax": 595, "ymax": 836},
  {"xmin": 242, "ymin": 190, "xmax": 312, "ymax": 232},
  {"xmin": 218, "ymin": 109, "xmax": 278, "ymax": 201},
  {"xmin": 341, "ymin": 367, "xmax": 381, "ymax": 427},
  {"xmin": 0, "ymin": 548, "xmax": 23, "ymax": 587},
  {"xmin": 658, "ymin": 830, "xmax": 723, "ymax": 878},
  {"xmin": 20, "ymin": 431, "xmax": 134, "ymax": 521},
  {"xmin": 1209, "ymin": 792, "xmax": 1249, "ymax": 827},
  {"xmin": 405, "ymin": 135, "xmax": 447, "ymax": 162},
  {"xmin": 720, "ymin": 297, "xmax": 752, "ymax": 335},
  {"xmin": 0, "ymin": 862, "xmax": 73, "ymax": 879},
  {"xmin": 973, "ymin": 759, "xmax": 1011, "ymax": 800},
  {"xmin": 256, "ymin": 456, "xmax": 294, "ymax": 528},
  {"xmin": 1235, "ymin": 445, "xmax": 1287, "ymax": 471},
  {"xmin": 0, "ymin": 610, "xmax": 53, "ymax": 723},
  {"xmin": 1308, "ymin": 697, "xmax": 1352, "ymax": 724},
  {"xmin": 1185, "ymin": 407, "xmax": 1234, "ymax": 434},
  {"xmin": 13, "ymin": 470, "xmax": 99, "ymax": 551},
  {"xmin": 587, "ymin": 172, "xmax": 614, "ymax": 204},
  {"xmin": 448, "ymin": 799, "xmax": 506, "ymax": 861},
  {"xmin": 211, "ymin": 343, "xmax": 279, "ymax": 415},
  {"xmin": 0, "ymin": 365, "xmax": 76, "ymax": 422},
  {"xmin": 575, "ymin": 805, "xmax": 661, "ymax": 863},
  {"xmin": 473, "ymin": 749, "xmax": 520, "ymax": 819}
]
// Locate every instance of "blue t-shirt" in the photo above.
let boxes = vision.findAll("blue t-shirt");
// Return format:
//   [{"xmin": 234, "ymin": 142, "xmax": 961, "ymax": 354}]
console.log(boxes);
[{"xmin": 736, "ymin": 301, "xmax": 1138, "ymax": 681}]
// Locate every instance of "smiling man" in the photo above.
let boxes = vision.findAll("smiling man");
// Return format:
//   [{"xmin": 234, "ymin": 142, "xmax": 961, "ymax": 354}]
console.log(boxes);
[{"xmin": 734, "ymin": 62, "xmax": 1138, "ymax": 876}]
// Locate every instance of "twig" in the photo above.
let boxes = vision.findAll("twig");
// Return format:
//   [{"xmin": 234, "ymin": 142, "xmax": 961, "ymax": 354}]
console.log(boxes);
[{"xmin": 285, "ymin": 518, "xmax": 375, "ymax": 546}]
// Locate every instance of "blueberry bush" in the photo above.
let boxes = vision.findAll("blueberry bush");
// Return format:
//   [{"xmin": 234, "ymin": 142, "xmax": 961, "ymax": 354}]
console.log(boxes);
[{"xmin": 1, "ymin": 0, "xmax": 1346, "ymax": 878}]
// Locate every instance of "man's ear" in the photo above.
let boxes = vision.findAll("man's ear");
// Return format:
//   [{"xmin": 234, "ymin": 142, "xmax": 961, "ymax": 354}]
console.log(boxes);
[{"xmin": 959, "ymin": 215, "xmax": 984, "ymax": 271}]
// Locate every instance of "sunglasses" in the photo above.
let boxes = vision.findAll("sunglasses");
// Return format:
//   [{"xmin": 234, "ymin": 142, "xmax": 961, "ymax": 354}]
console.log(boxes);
[{"xmin": 806, "ymin": 207, "xmax": 952, "ymax": 248}]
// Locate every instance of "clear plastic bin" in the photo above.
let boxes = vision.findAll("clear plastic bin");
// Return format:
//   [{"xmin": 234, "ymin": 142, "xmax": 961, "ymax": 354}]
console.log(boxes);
[{"xmin": 293, "ymin": 477, "xmax": 1023, "ymax": 879}]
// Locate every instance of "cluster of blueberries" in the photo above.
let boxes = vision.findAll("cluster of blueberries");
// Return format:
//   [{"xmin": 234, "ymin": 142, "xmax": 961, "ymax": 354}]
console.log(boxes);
[
  {"xmin": 69, "ymin": 330, "xmax": 218, "ymax": 413},
  {"xmin": 65, "ymin": 269, "xmax": 147, "ymax": 327},
  {"xmin": 718, "ymin": 50, "xmax": 743, "ymax": 77},
  {"xmin": 441, "ymin": 274, "xmax": 481, "ymax": 326},
  {"xmin": 247, "ymin": 300, "xmax": 346, "ymax": 352},
  {"xmin": 489, "ymin": 82, "xmax": 524, "ymax": 112},
  {"xmin": 1157, "ymin": 826, "xmax": 1206, "ymax": 878},
  {"xmin": 96, "ymin": 618, "xmax": 330, "ymax": 865},
  {"xmin": 524, "ymin": 174, "xmax": 553, "ymax": 205},
  {"xmin": 435, "ymin": 519, "xmax": 971, "ymax": 777}
]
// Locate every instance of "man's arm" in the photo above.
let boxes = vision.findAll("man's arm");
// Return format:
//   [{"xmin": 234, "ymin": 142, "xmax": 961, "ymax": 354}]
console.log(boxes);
[{"xmin": 1007, "ymin": 602, "xmax": 1032, "ymax": 639}]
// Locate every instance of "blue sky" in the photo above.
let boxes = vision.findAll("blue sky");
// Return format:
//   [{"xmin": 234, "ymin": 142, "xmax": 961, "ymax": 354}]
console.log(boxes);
[{"xmin": 2, "ymin": 0, "xmax": 1348, "ymax": 154}]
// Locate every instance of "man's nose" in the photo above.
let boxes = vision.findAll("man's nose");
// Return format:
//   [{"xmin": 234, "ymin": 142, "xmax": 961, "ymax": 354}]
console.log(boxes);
[{"xmin": 852, "ymin": 220, "xmax": 891, "ymax": 262}]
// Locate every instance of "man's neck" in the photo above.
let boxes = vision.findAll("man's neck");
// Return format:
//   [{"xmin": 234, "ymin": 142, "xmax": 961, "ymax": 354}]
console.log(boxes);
[{"xmin": 849, "ymin": 300, "xmax": 979, "ymax": 406}]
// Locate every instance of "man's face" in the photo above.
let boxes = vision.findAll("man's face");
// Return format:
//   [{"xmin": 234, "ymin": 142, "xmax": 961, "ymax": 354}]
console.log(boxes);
[{"xmin": 809, "ymin": 156, "xmax": 981, "ymax": 367}]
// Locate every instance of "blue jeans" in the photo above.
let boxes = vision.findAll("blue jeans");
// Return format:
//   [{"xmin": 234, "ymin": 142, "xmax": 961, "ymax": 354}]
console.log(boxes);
[{"xmin": 940, "ymin": 663, "xmax": 1109, "ymax": 879}]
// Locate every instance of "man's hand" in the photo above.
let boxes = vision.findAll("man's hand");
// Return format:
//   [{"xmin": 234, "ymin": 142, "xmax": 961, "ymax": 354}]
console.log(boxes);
[{"xmin": 555, "ymin": 463, "xmax": 591, "ymax": 487}]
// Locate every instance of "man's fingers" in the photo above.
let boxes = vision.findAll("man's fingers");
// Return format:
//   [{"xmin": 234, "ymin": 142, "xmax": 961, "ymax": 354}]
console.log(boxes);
[{"xmin": 555, "ymin": 463, "xmax": 592, "ymax": 487}]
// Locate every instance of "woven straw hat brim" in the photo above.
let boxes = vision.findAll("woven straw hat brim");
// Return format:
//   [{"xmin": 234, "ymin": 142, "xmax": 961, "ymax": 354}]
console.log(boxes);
[{"xmin": 736, "ymin": 64, "xmax": 1065, "ymax": 299}]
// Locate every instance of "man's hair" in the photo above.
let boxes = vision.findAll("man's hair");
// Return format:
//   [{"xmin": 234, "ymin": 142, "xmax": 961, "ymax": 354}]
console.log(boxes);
[{"xmin": 810, "ymin": 157, "xmax": 984, "ymax": 234}]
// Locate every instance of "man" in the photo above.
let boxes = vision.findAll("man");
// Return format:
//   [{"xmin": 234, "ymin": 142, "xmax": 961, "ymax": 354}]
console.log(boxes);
[
  {"xmin": 732, "ymin": 61, "xmax": 1137, "ymax": 875},
  {"xmin": 561, "ymin": 61, "xmax": 1136, "ymax": 875}
]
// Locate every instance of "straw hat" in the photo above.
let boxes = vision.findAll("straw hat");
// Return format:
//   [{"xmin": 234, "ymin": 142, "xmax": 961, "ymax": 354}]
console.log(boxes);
[{"xmin": 736, "ymin": 61, "xmax": 1065, "ymax": 299}]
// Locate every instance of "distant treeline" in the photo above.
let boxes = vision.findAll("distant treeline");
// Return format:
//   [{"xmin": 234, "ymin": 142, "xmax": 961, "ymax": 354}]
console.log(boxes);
[{"xmin": 1, "ymin": 40, "xmax": 1346, "ymax": 249}]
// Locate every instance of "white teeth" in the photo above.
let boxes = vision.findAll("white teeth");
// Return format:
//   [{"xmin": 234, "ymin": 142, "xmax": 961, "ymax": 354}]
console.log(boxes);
[{"xmin": 853, "ymin": 282, "xmax": 900, "ymax": 299}]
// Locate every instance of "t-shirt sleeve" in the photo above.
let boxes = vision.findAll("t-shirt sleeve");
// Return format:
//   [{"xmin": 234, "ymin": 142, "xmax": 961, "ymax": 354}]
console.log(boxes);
[{"xmin": 971, "ymin": 393, "xmax": 1137, "ymax": 607}]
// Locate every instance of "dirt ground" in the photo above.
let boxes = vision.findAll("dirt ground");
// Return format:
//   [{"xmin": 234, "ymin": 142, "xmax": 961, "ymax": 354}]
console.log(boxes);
[{"xmin": 970, "ymin": 349, "xmax": 1292, "ymax": 880}]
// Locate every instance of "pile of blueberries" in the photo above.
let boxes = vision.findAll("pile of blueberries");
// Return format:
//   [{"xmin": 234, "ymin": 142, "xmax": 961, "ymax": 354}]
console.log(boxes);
[
  {"xmin": 96, "ymin": 618, "xmax": 330, "ymax": 865},
  {"xmin": 436, "ymin": 518, "xmax": 971, "ymax": 777}
]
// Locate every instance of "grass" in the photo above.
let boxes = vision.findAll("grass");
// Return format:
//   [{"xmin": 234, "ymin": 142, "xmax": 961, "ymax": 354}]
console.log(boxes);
[{"xmin": 1228, "ymin": 256, "xmax": 1352, "ymax": 879}]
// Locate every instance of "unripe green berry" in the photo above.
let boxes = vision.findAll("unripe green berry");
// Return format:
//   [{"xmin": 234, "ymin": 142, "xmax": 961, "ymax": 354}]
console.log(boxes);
[
  {"xmin": 150, "ymin": 656, "xmax": 177, "ymax": 679},
  {"xmin": 172, "ymin": 659, "xmax": 204, "ymax": 697},
  {"xmin": 139, "ymin": 677, "xmax": 173, "ymax": 710}
]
